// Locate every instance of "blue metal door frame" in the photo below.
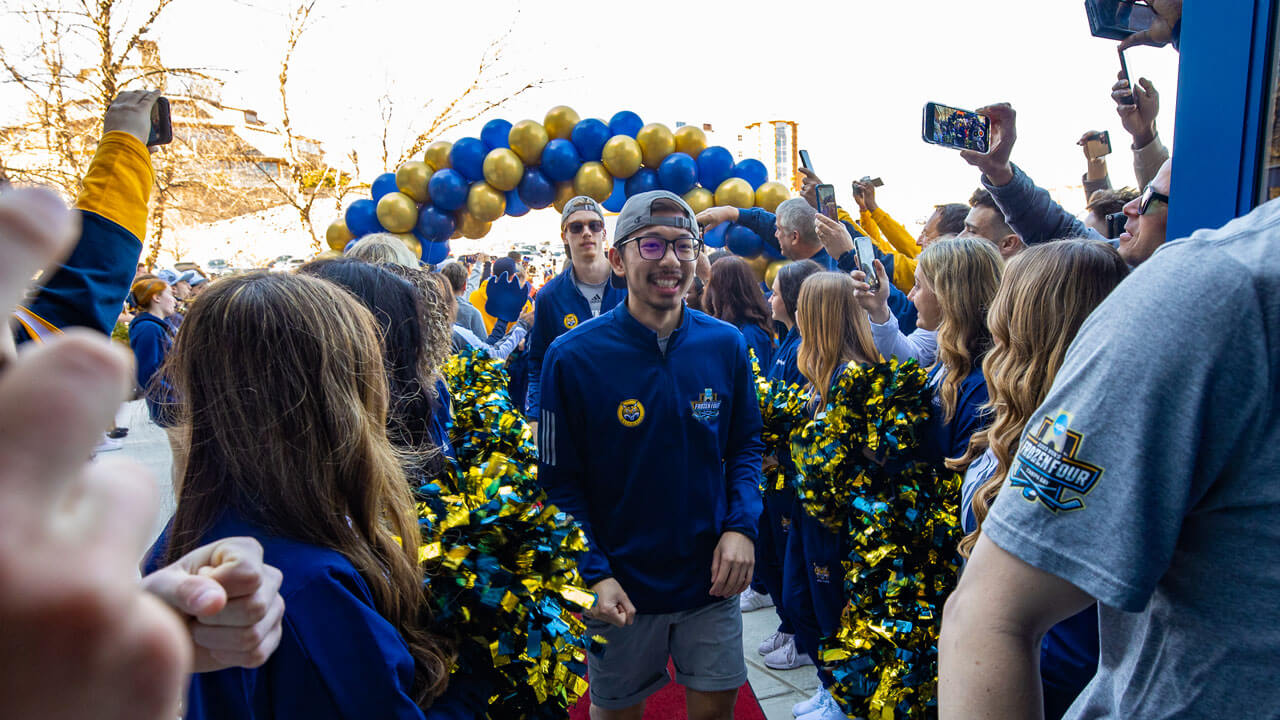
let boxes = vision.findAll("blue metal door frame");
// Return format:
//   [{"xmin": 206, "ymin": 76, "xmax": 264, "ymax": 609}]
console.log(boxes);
[{"xmin": 1168, "ymin": 0, "xmax": 1276, "ymax": 239}]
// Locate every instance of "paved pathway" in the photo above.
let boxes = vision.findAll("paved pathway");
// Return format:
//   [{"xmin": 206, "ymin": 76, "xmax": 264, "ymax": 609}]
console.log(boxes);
[{"xmin": 115, "ymin": 399, "xmax": 811, "ymax": 719}]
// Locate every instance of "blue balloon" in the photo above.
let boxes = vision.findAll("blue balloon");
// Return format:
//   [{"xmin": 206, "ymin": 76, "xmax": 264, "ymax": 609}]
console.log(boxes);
[
  {"xmin": 624, "ymin": 168, "xmax": 660, "ymax": 197},
  {"xmin": 428, "ymin": 169, "xmax": 469, "ymax": 212},
  {"xmin": 570, "ymin": 119, "xmax": 611, "ymax": 162},
  {"xmin": 697, "ymin": 146, "xmax": 735, "ymax": 191},
  {"xmin": 481, "ymin": 119, "xmax": 512, "ymax": 150},
  {"xmin": 422, "ymin": 240, "xmax": 451, "ymax": 265},
  {"xmin": 517, "ymin": 168, "xmax": 556, "ymax": 209},
  {"xmin": 762, "ymin": 241, "xmax": 784, "ymax": 261},
  {"xmin": 415, "ymin": 205, "xmax": 456, "ymax": 242},
  {"xmin": 505, "ymin": 188, "xmax": 530, "ymax": 217},
  {"xmin": 727, "ymin": 223, "xmax": 764, "ymax": 257},
  {"xmin": 732, "ymin": 159, "xmax": 769, "ymax": 190},
  {"xmin": 608, "ymin": 110, "xmax": 644, "ymax": 139},
  {"xmin": 345, "ymin": 198, "xmax": 383, "ymax": 237},
  {"xmin": 703, "ymin": 222, "xmax": 729, "ymax": 248},
  {"xmin": 449, "ymin": 137, "xmax": 487, "ymax": 182},
  {"xmin": 603, "ymin": 178, "xmax": 626, "ymax": 212},
  {"xmin": 658, "ymin": 152, "xmax": 698, "ymax": 195},
  {"xmin": 343, "ymin": 239, "xmax": 358, "ymax": 253},
  {"xmin": 370, "ymin": 173, "xmax": 399, "ymax": 202},
  {"xmin": 541, "ymin": 139, "xmax": 582, "ymax": 182}
]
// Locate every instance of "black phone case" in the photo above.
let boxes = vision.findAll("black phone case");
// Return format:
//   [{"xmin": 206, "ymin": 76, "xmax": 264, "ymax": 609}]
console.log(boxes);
[{"xmin": 147, "ymin": 97, "xmax": 173, "ymax": 146}]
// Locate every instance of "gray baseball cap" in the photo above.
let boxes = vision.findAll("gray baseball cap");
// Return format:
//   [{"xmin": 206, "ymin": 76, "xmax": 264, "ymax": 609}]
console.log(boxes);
[
  {"xmin": 613, "ymin": 190, "xmax": 701, "ymax": 245},
  {"xmin": 560, "ymin": 196, "xmax": 604, "ymax": 227}
]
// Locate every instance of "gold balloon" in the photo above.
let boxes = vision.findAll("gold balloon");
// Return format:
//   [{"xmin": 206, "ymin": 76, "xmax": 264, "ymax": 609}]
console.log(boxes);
[
  {"xmin": 423, "ymin": 141, "xmax": 452, "ymax": 170},
  {"xmin": 715, "ymin": 177, "xmax": 755, "ymax": 209},
  {"xmin": 376, "ymin": 192, "xmax": 419, "ymax": 234},
  {"xmin": 325, "ymin": 218, "xmax": 353, "ymax": 251},
  {"xmin": 466, "ymin": 182, "xmax": 506, "ymax": 223},
  {"xmin": 764, "ymin": 259, "xmax": 788, "ymax": 288},
  {"xmin": 636, "ymin": 123, "xmax": 676, "ymax": 168},
  {"xmin": 744, "ymin": 254, "xmax": 770, "ymax": 282},
  {"xmin": 754, "ymin": 181, "xmax": 791, "ymax": 213},
  {"xmin": 674, "ymin": 125, "xmax": 708, "ymax": 158},
  {"xmin": 508, "ymin": 120, "xmax": 549, "ymax": 165},
  {"xmin": 393, "ymin": 233, "xmax": 422, "ymax": 261},
  {"xmin": 455, "ymin": 211, "xmax": 491, "ymax": 239},
  {"xmin": 552, "ymin": 181, "xmax": 576, "ymax": 212},
  {"xmin": 573, "ymin": 162, "xmax": 613, "ymax": 202},
  {"xmin": 316, "ymin": 248, "xmax": 343, "ymax": 260},
  {"xmin": 395, "ymin": 160, "xmax": 433, "ymax": 204},
  {"xmin": 601, "ymin": 135, "xmax": 643, "ymax": 179},
  {"xmin": 482, "ymin": 148, "xmax": 524, "ymax": 192},
  {"xmin": 543, "ymin": 105, "xmax": 581, "ymax": 140},
  {"xmin": 682, "ymin": 187, "xmax": 714, "ymax": 215}
]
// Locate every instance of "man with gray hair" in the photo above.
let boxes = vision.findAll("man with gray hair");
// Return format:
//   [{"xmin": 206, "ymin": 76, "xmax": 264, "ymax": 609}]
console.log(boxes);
[
  {"xmin": 697, "ymin": 198, "xmax": 918, "ymax": 331},
  {"xmin": 696, "ymin": 199, "xmax": 833, "ymax": 265}
]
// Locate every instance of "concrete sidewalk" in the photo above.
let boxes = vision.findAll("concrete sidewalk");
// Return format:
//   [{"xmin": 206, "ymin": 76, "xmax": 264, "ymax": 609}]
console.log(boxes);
[{"xmin": 113, "ymin": 399, "xmax": 810, "ymax": 719}]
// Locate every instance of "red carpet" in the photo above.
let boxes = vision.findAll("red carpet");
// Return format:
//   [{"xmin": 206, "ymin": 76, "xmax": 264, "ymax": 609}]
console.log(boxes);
[{"xmin": 569, "ymin": 662, "xmax": 766, "ymax": 720}]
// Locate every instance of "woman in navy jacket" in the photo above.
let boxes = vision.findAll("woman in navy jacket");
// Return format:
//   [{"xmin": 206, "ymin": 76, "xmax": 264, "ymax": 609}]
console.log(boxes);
[
  {"xmin": 146, "ymin": 272, "xmax": 475, "ymax": 719},
  {"xmin": 127, "ymin": 277, "xmax": 178, "ymax": 428}
]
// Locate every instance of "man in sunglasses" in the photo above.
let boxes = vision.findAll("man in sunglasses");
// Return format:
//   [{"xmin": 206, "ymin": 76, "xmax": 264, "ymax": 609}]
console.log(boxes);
[
  {"xmin": 525, "ymin": 196, "xmax": 625, "ymax": 426},
  {"xmin": 1116, "ymin": 159, "xmax": 1172, "ymax": 265},
  {"xmin": 538, "ymin": 190, "xmax": 764, "ymax": 720}
]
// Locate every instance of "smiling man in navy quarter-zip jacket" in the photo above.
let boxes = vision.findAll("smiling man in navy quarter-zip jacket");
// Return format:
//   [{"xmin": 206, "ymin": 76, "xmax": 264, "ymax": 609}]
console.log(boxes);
[{"xmin": 539, "ymin": 190, "xmax": 764, "ymax": 720}]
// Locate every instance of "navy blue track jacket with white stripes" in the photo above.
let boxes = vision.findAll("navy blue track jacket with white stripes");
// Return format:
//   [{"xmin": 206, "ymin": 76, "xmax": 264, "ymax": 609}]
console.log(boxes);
[{"xmin": 537, "ymin": 302, "xmax": 764, "ymax": 614}]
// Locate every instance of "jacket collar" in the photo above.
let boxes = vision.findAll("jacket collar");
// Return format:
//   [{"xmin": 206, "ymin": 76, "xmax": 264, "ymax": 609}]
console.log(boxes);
[{"xmin": 612, "ymin": 300, "xmax": 692, "ymax": 355}]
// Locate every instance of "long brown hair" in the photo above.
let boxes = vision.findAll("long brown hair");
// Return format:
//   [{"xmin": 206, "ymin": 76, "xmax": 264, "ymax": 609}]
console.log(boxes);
[
  {"xmin": 795, "ymin": 272, "xmax": 880, "ymax": 407},
  {"xmin": 704, "ymin": 256, "xmax": 773, "ymax": 339},
  {"xmin": 162, "ymin": 272, "xmax": 451, "ymax": 705},
  {"xmin": 917, "ymin": 237, "xmax": 1004, "ymax": 422},
  {"xmin": 952, "ymin": 240, "xmax": 1128, "ymax": 556}
]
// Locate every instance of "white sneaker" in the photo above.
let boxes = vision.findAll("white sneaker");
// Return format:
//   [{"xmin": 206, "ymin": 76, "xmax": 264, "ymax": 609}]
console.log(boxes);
[
  {"xmin": 94, "ymin": 435, "xmax": 124, "ymax": 454},
  {"xmin": 757, "ymin": 630, "xmax": 792, "ymax": 656},
  {"xmin": 796, "ymin": 688, "xmax": 844, "ymax": 720},
  {"xmin": 792, "ymin": 687, "xmax": 828, "ymax": 717},
  {"xmin": 739, "ymin": 587, "xmax": 774, "ymax": 612},
  {"xmin": 763, "ymin": 636, "xmax": 814, "ymax": 670}
]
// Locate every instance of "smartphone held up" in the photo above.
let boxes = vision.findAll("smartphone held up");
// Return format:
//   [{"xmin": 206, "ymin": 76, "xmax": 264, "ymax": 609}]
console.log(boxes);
[
  {"xmin": 815, "ymin": 184, "xmax": 838, "ymax": 220},
  {"xmin": 854, "ymin": 235, "xmax": 880, "ymax": 294},
  {"xmin": 922, "ymin": 102, "xmax": 989, "ymax": 153},
  {"xmin": 147, "ymin": 96, "xmax": 173, "ymax": 147}
]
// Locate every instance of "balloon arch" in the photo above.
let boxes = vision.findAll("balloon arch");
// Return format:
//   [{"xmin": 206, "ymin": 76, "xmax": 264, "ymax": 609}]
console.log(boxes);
[{"xmin": 323, "ymin": 106, "xmax": 793, "ymax": 265}]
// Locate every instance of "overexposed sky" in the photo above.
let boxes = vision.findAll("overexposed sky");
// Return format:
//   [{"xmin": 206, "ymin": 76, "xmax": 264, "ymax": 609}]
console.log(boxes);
[{"xmin": 3, "ymin": 0, "xmax": 1181, "ymax": 243}]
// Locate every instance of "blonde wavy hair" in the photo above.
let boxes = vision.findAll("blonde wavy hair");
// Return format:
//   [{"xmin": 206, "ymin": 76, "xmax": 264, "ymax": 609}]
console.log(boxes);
[
  {"xmin": 917, "ymin": 236, "xmax": 1004, "ymax": 423},
  {"xmin": 951, "ymin": 240, "xmax": 1128, "ymax": 557},
  {"xmin": 796, "ymin": 272, "xmax": 880, "ymax": 407}
]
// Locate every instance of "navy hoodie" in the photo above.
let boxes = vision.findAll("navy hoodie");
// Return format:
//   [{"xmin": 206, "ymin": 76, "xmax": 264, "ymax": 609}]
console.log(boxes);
[
  {"xmin": 128, "ymin": 311, "xmax": 176, "ymax": 427},
  {"xmin": 538, "ymin": 302, "xmax": 764, "ymax": 614},
  {"xmin": 525, "ymin": 264, "xmax": 625, "ymax": 417}
]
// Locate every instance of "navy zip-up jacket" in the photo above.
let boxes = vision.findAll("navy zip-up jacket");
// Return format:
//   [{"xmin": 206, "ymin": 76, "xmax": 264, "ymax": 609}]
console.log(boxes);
[
  {"xmin": 924, "ymin": 362, "xmax": 990, "ymax": 465},
  {"xmin": 129, "ymin": 312, "xmax": 176, "ymax": 427},
  {"xmin": 735, "ymin": 320, "xmax": 774, "ymax": 370},
  {"xmin": 769, "ymin": 326, "xmax": 805, "ymax": 389},
  {"xmin": 537, "ymin": 302, "xmax": 764, "ymax": 614},
  {"xmin": 525, "ymin": 265, "xmax": 625, "ymax": 417}
]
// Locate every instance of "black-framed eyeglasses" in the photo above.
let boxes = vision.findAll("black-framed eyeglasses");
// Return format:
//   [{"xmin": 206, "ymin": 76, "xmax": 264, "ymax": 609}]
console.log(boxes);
[
  {"xmin": 618, "ymin": 234, "xmax": 702, "ymax": 262},
  {"xmin": 1139, "ymin": 185, "xmax": 1170, "ymax": 215},
  {"xmin": 566, "ymin": 220, "xmax": 604, "ymax": 235}
]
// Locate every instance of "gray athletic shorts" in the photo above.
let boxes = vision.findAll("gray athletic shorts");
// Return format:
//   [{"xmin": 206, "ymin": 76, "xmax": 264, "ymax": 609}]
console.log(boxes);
[{"xmin": 585, "ymin": 596, "xmax": 747, "ymax": 710}]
